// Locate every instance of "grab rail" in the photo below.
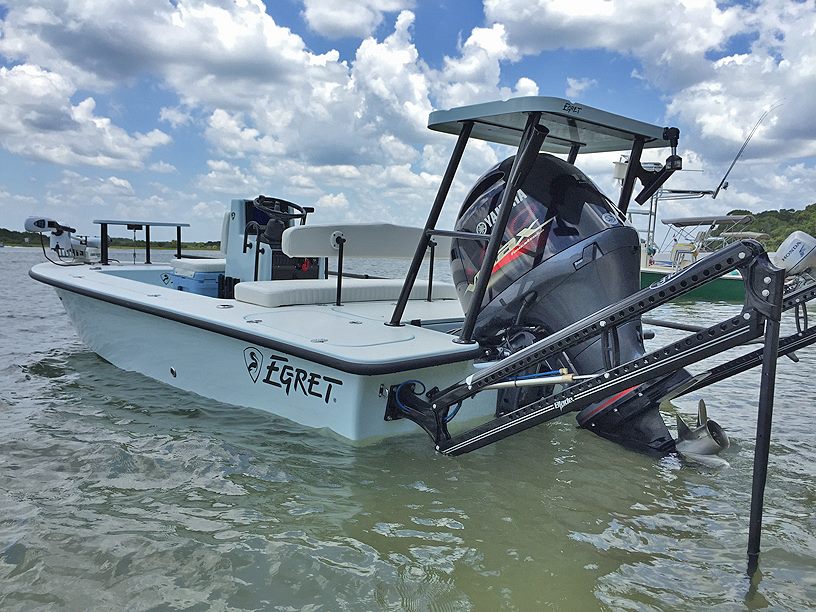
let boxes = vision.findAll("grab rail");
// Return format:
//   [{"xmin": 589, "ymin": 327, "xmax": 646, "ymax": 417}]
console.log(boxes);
[{"xmin": 92, "ymin": 219, "xmax": 190, "ymax": 265}]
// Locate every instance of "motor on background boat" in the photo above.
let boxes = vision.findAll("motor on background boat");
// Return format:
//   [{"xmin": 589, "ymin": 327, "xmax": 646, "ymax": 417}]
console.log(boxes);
[{"xmin": 770, "ymin": 230, "xmax": 816, "ymax": 277}]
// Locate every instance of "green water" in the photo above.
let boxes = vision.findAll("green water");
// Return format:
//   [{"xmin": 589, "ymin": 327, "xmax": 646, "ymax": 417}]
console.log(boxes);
[{"xmin": 2, "ymin": 247, "xmax": 815, "ymax": 610}]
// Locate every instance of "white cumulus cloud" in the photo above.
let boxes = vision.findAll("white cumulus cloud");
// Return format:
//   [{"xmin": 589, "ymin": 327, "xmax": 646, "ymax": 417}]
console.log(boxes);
[
  {"xmin": 302, "ymin": 0, "xmax": 414, "ymax": 39},
  {"xmin": 0, "ymin": 64, "xmax": 170, "ymax": 169}
]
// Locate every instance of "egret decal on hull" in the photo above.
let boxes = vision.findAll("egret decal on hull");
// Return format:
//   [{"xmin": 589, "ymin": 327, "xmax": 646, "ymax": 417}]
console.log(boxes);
[
  {"xmin": 244, "ymin": 347, "xmax": 264, "ymax": 383},
  {"xmin": 243, "ymin": 347, "xmax": 343, "ymax": 404}
]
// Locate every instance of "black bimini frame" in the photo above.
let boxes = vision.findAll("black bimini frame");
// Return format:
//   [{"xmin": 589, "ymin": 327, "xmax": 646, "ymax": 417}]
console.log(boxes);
[
  {"xmin": 389, "ymin": 97, "xmax": 679, "ymax": 337},
  {"xmin": 387, "ymin": 96, "xmax": 814, "ymax": 576}
]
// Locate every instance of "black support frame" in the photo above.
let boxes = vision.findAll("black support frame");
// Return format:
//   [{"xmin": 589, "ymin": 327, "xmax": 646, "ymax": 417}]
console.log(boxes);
[
  {"xmin": 393, "ymin": 237, "xmax": 796, "ymax": 575},
  {"xmin": 432, "ymin": 240, "xmax": 771, "ymax": 410},
  {"xmin": 388, "ymin": 121, "xmax": 474, "ymax": 326},
  {"xmin": 457, "ymin": 114, "xmax": 548, "ymax": 343}
]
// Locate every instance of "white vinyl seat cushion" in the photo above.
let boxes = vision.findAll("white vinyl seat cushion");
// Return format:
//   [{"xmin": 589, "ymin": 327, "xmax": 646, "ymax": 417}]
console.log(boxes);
[
  {"xmin": 234, "ymin": 277, "xmax": 458, "ymax": 308},
  {"xmin": 172, "ymin": 258, "xmax": 226, "ymax": 276}
]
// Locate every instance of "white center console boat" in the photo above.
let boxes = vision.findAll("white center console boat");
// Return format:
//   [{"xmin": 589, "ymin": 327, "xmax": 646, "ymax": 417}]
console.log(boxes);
[{"xmin": 27, "ymin": 95, "xmax": 816, "ymax": 572}]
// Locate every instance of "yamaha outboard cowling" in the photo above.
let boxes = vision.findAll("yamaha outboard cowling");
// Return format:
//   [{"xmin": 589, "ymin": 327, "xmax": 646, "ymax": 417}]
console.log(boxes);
[{"xmin": 451, "ymin": 153, "xmax": 676, "ymax": 452}]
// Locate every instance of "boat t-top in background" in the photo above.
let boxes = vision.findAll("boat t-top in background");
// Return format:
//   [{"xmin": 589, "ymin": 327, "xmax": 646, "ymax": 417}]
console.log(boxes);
[{"xmin": 26, "ymin": 96, "xmax": 816, "ymax": 575}]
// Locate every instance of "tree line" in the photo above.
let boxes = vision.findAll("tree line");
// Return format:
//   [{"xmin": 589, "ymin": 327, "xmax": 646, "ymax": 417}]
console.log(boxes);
[
  {"xmin": 726, "ymin": 203, "xmax": 816, "ymax": 250},
  {"xmin": 0, "ymin": 227, "xmax": 220, "ymax": 250}
]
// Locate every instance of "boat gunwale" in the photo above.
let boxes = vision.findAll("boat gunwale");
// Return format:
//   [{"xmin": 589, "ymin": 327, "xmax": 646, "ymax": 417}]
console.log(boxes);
[{"xmin": 30, "ymin": 266, "xmax": 484, "ymax": 376}]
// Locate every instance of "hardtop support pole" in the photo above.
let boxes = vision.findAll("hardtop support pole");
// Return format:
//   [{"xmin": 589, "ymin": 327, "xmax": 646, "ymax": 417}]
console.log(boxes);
[
  {"xmin": 176, "ymin": 225, "xmax": 182, "ymax": 259},
  {"xmin": 457, "ymin": 112, "xmax": 547, "ymax": 344},
  {"xmin": 618, "ymin": 136, "xmax": 645, "ymax": 214},
  {"xmin": 426, "ymin": 239, "xmax": 436, "ymax": 302},
  {"xmin": 145, "ymin": 225, "xmax": 152, "ymax": 264},
  {"xmin": 100, "ymin": 223, "xmax": 109, "ymax": 265},
  {"xmin": 388, "ymin": 121, "xmax": 474, "ymax": 326},
  {"xmin": 567, "ymin": 143, "xmax": 581, "ymax": 165}
]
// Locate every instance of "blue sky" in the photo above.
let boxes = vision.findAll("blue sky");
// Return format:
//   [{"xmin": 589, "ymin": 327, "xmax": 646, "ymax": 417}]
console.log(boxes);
[{"xmin": 1, "ymin": 0, "xmax": 815, "ymax": 241}]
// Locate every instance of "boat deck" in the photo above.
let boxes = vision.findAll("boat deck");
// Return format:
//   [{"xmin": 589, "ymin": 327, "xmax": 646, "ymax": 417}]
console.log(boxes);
[{"xmin": 30, "ymin": 262, "xmax": 480, "ymax": 374}]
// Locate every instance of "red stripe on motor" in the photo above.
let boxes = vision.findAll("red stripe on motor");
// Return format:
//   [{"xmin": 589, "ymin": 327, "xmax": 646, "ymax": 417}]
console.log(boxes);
[{"xmin": 582, "ymin": 385, "xmax": 639, "ymax": 420}]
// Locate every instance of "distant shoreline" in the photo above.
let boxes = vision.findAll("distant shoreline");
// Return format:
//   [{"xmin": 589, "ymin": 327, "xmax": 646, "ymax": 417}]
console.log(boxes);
[
  {"xmin": 1, "ymin": 244, "xmax": 220, "ymax": 250},
  {"xmin": 0, "ymin": 227, "xmax": 220, "ymax": 251}
]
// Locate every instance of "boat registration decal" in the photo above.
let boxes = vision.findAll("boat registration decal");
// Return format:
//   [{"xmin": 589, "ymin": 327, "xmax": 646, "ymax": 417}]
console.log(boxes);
[{"xmin": 243, "ymin": 346, "xmax": 343, "ymax": 404}]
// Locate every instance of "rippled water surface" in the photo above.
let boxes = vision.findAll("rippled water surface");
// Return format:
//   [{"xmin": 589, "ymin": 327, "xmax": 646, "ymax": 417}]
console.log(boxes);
[{"xmin": 2, "ymin": 247, "xmax": 815, "ymax": 610}]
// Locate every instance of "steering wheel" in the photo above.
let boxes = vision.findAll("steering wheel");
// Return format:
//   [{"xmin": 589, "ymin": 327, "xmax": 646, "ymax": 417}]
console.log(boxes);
[{"xmin": 253, "ymin": 195, "xmax": 310, "ymax": 224}]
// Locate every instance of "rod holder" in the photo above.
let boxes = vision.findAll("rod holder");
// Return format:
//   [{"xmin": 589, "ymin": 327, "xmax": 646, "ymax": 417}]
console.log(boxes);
[
  {"xmin": 426, "ymin": 239, "xmax": 436, "ymax": 302},
  {"xmin": 335, "ymin": 236, "xmax": 346, "ymax": 306}
]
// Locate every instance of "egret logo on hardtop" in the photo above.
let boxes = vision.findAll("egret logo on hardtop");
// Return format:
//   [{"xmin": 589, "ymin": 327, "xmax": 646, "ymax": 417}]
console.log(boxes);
[{"xmin": 244, "ymin": 347, "xmax": 264, "ymax": 383}]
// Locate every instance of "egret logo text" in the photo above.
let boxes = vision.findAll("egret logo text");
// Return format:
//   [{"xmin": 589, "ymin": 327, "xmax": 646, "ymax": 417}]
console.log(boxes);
[{"xmin": 243, "ymin": 347, "xmax": 343, "ymax": 404}]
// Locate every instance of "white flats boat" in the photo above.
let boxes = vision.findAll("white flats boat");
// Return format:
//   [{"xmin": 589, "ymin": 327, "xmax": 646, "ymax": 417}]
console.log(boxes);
[
  {"xmin": 29, "ymin": 213, "xmax": 496, "ymax": 441},
  {"xmin": 27, "ymin": 95, "xmax": 816, "ymax": 572},
  {"xmin": 26, "ymin": 95, "xmax": 816, "ymax": 450}
]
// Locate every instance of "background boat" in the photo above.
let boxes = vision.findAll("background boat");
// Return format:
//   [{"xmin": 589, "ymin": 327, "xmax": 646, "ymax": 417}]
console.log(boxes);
[
  {"xmin": 638, "ymin": 214, "xmax": 768, "ymax": 302},
  {"xmin": 617, "ymin": 107, "xmax": 777, "ymax": 303}
]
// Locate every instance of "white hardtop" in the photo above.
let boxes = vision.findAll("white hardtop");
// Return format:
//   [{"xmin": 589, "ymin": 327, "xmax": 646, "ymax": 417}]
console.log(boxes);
[
  {"xmin": 428, "ymin": 96, "xmax": 670, "ymax": 154},
  {"xmin": 661, "ymin": 214, "xmax": 753, "ymax": 227}
]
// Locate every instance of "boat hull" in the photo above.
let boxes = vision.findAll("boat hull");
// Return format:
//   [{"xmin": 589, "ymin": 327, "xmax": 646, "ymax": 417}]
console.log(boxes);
[
  {"xmin": 640, "ymin": 268, "xmax": 744, "ymax": 302},
  {"xmin": 53, "ymin": 286, "xmax": 495, "ymax": 441}
]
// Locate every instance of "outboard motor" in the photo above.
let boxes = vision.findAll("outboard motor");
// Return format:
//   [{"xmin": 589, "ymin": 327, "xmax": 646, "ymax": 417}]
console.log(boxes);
[
  {"xmin": 771, "ymin": 230, "xmax": 816, "ymax": 278},
  {"xmin": 450, "ymin": 153, "xmax": 684, "ymax": 453}
]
